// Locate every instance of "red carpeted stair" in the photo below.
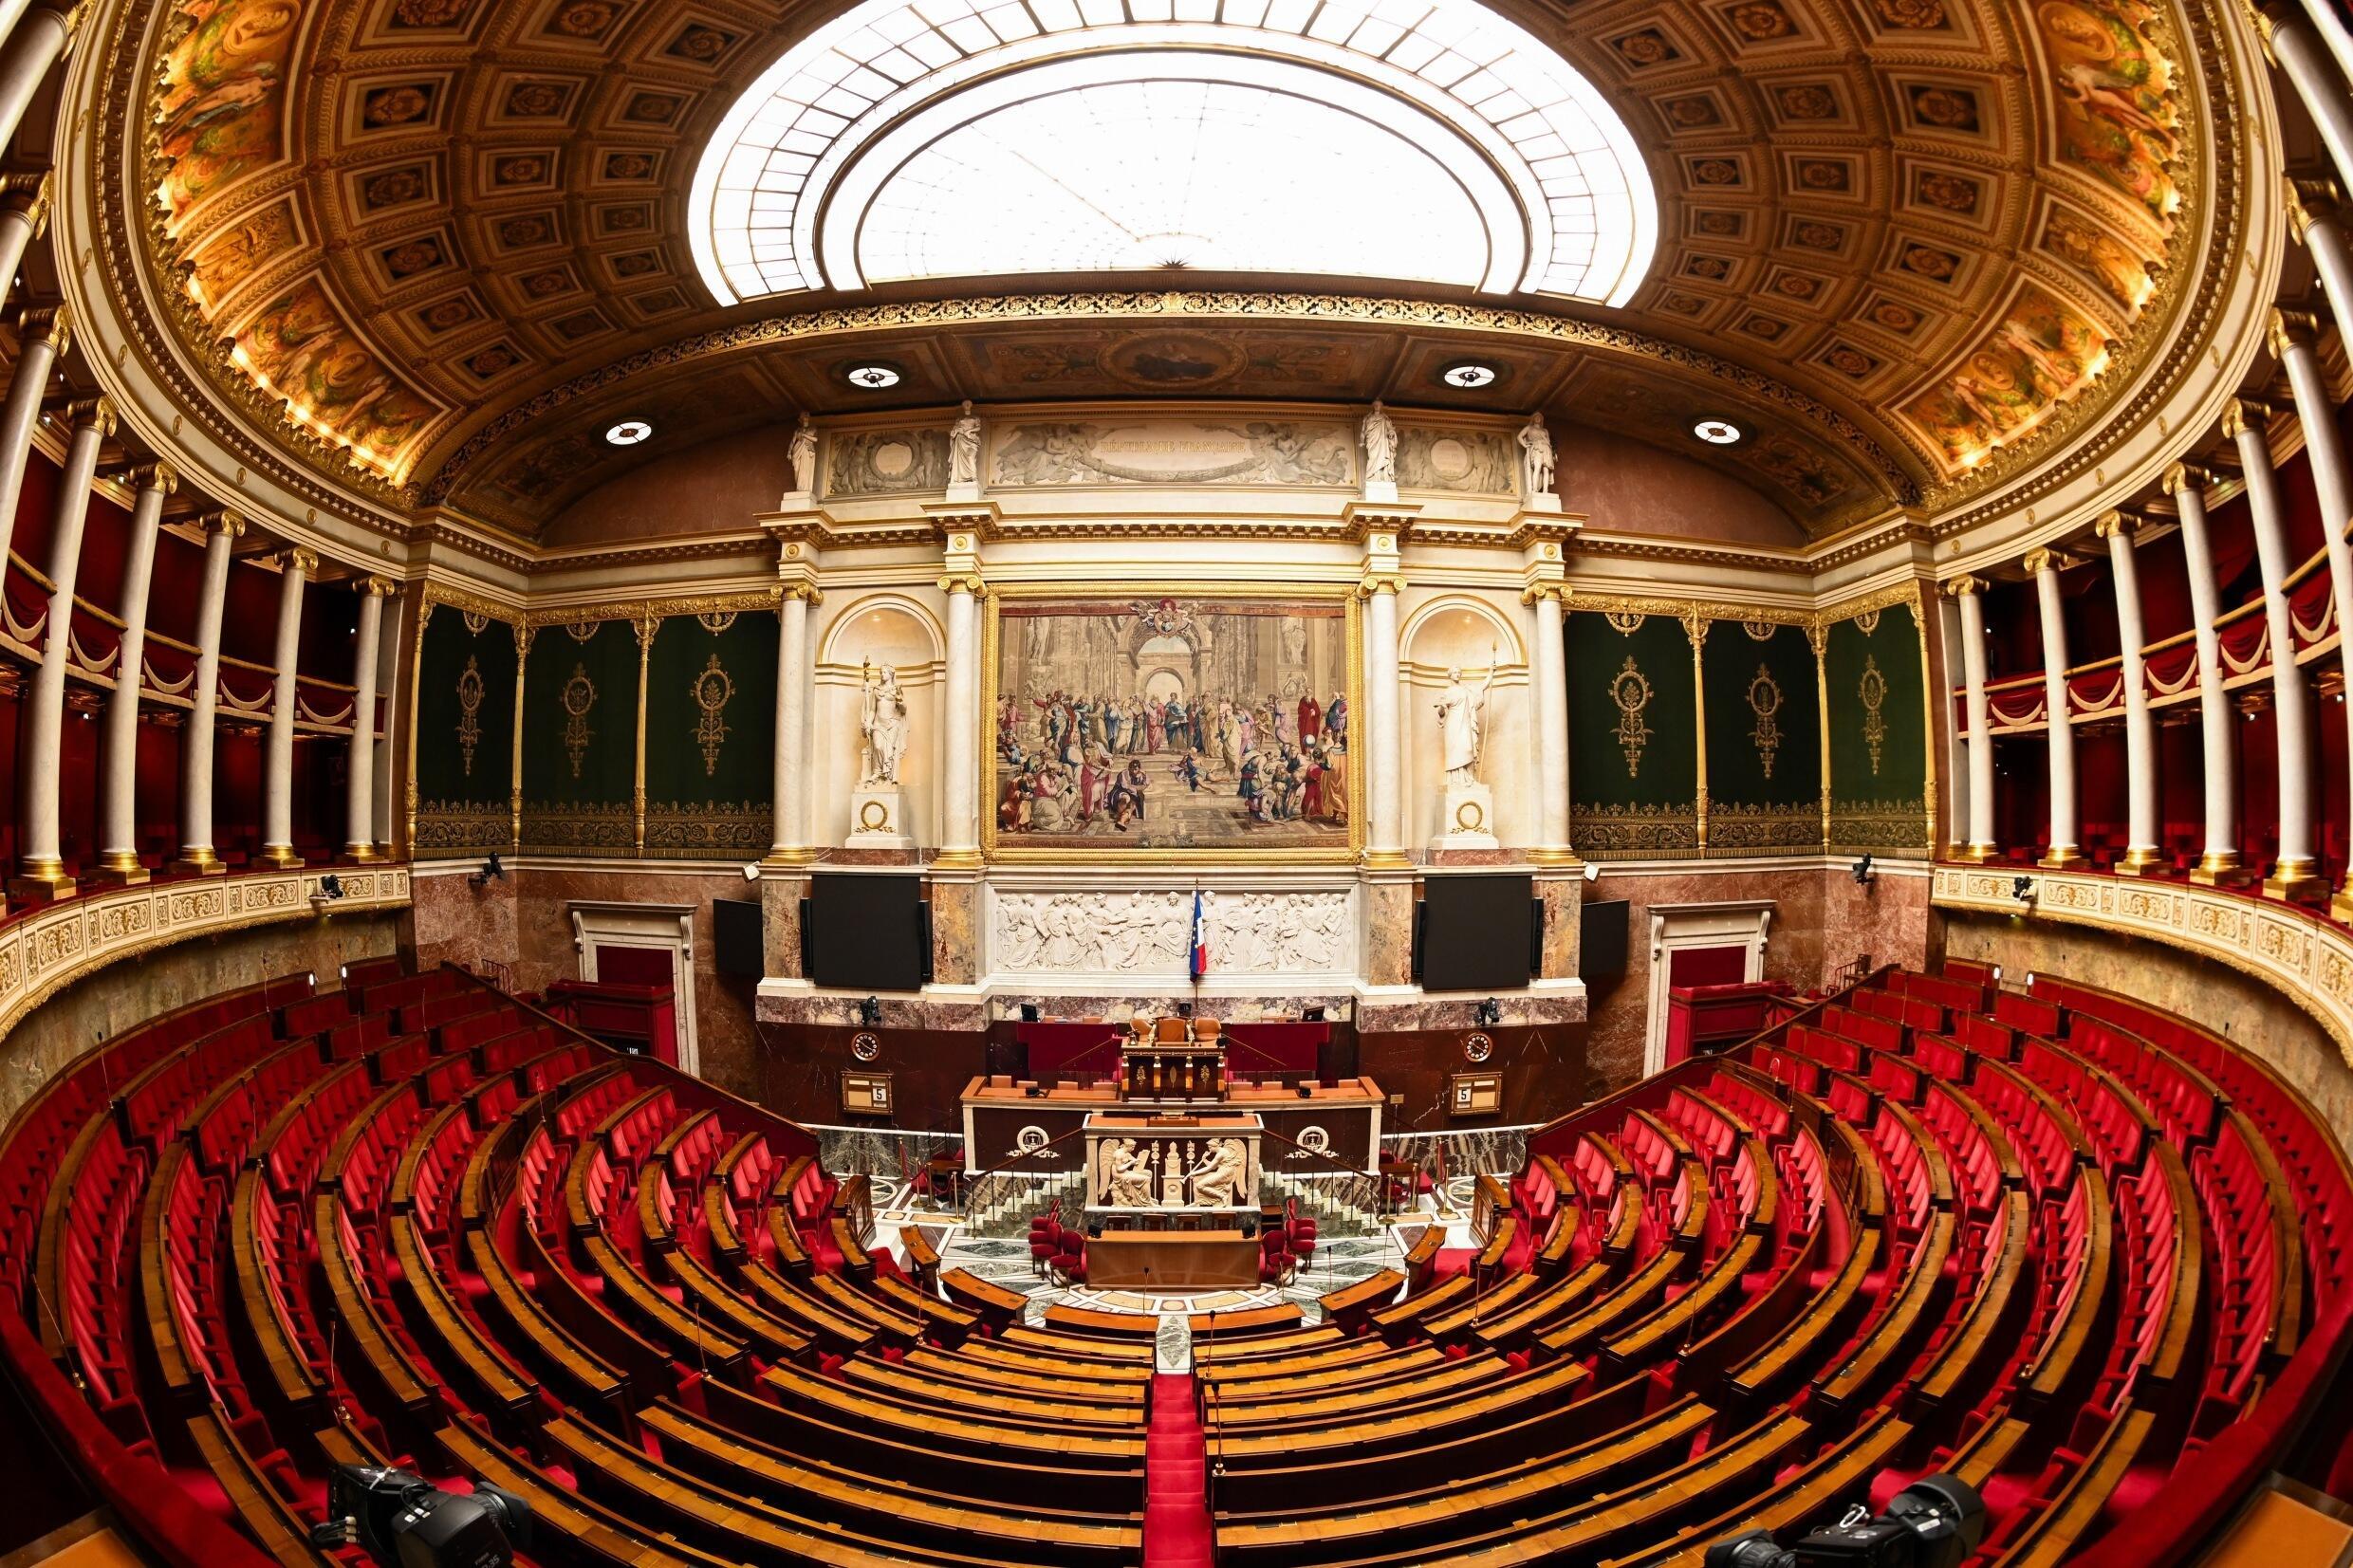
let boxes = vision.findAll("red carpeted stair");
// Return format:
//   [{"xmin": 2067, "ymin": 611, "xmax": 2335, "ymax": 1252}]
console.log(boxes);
[{"xmin": 1144, "ymin": 1372, "xmax": 1214, "ymax": 1568}]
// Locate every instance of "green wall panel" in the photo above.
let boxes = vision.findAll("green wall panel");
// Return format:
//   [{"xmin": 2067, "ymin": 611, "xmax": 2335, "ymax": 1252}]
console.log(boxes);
[
  {"xmin": 642, "ymin": 610, "xmax": 778, "ymax": 858},
  {"xmin": 1702, "ymin": 618, "xmax": 1822, "ymax": 856},
  {"xmin": 413, "ymin": 603, "xmax": 519, "ymax": 858},
  {"xmin": 1568, "ymin": 608, "xmax": 1698, "ymax": 858},
  {"xmin": 1825, "ymin": 603, "xmax": 1931, "ymax": 855},
  {"xmin": 521, "ymin": 618, "xmax": 638, "ymax": 854}
]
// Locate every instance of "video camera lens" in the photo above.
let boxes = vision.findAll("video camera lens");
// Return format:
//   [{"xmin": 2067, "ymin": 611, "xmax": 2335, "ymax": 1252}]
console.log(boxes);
[{"xmin": 1700, "ymin": 1474, "xmax": 1985, "ymax": 1568}]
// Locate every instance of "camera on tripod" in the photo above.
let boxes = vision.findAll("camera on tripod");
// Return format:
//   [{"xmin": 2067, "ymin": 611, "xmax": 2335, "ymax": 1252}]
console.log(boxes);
[
  {"xmin": 306, "ymin": 1463, "xmax": 533, "ymax": 1568},
  {"xmin": 1704, "ymin": 1474, "xmax": 1984, "ymax": 1568}
]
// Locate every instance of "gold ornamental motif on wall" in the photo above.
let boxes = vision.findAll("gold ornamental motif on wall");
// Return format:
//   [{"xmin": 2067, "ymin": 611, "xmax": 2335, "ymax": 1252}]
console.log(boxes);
[
  {"xmin": 693, "ymin": 655, "xmax": 735, "ymax": 776},
  {"xmin": 1860, "ymin": 655, "xmax": 1889, "ymax": 774},
  {"xmin": 455, "ymin": 655, "xmax": 484, "ymax": 776},
  {"xmin": 1610, "ymin": 656, "xmax": 1655, "ymax": 777},
  {"xmin": 1747, "ymin": 665, "xmax": 1784, "ymax": 780},
  {"xmin": 562, "ymin": 663, "xmax": 597, "ymax": 779}
]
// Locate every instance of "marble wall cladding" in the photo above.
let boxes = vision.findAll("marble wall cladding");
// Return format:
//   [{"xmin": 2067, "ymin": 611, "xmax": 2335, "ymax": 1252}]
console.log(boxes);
[
  {"xmin": 1824, "ymin": 867, "xmax": 1932, "ymax": 977},
  {"xmin": 1363, "ymin": 880, "xmax": 1414, "ymax": 988},
  {"xmin": 930, "ymin": 880, "xmax": 978, "ymax": 987},
  {"xmin": 2, "ymin": 913, "xmax": 400, "ymax": 1128},
  {"xmin": 761, "ymin": 876, "xmax": 806, "ymax": 978},
  {"xmin": 1536, "ymin": 874, "xmax": 1583, "ymax": 980},
  {"xmin": 408, "ymin": 867, "xmax": 520, "ymax": 975},
  {"xmin": 1942, "ymin": 913, "xmax": 2353, "ymax": 1153}
]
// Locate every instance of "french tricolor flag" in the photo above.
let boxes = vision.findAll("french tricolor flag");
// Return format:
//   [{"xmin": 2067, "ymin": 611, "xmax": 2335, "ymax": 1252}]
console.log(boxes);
[{"xmin": 1190, "ymin": 892, "xmax": 1209, "ymax": 980}]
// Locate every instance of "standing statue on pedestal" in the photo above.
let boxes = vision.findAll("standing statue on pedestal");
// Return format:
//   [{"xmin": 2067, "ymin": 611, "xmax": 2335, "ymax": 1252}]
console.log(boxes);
[
  {"xmin": 858, "ymin": 660, "xmax": 908, "ymax": 786},
  {"xmin": 787, "ymin": 415, "xmax": 819, "ymax": 496},
  {"xmin": 1435, "ymin": 651, "xmax": 1497, "ymax": 786},
  {"xmin": 1516, "ymin": 413, "xmax": 1556, "ymax": 498},
  {"xmin": 1360, "ymin": 399, "xmax": 1397, "ymax": 489},
  {"xmin": 949, "ymin": 399, "xmax": 982, "ymax": 489}
]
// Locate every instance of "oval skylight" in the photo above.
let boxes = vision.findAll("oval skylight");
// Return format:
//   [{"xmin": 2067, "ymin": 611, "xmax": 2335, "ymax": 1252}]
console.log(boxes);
[{"xmin": 690, "ymin": 0, "xmax": 1658, "ymax": 306}]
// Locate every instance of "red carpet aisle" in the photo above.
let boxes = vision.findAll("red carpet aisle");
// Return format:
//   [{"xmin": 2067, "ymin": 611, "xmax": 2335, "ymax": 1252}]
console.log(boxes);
[{"xmin": 1145, "ymin": 1372, "xmax": 1214, "ymax": 1568}]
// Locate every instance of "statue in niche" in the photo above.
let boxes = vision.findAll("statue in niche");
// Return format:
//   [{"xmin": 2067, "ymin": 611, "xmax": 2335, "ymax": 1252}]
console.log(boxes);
[
  {"xmin": 1190, "ymin": 1138, "xmax": 1250, "ymax": 1208},
  {"xmin": 1434, "ymin": 653, "xmax": 1498, "ymax": 787},
  {"xmin": 1360, "ymin": 399, "xmax": 1397, "ymax": 486},
  {"xmin": 1516, "ymin": 413, "xmax": 1556, "ymax": 497},
  {"xmin": 949, "ymin": 399, "xmax": 982, "ymax": 488},
  {"xmin": 787, "ymin": 415, "xmax": 818, "ymax": 493},
  {"xmin": 858, "ymin": 660, "xmax": 909, "ymax": 786}
]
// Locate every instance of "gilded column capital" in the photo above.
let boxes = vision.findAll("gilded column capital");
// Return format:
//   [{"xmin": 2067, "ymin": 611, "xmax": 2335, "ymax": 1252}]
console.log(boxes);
[
  {"xmin": 59, "ymin": 396, "xmax": 115, "ymax": 436},
  {"xmin": 2220, "ymin": 398, "xmax": 2275, "ymax": 440},
  {"xmin": 281, "ymin": 547, "xmax": 319, "ymax": 576},
  {"xmin": 2288, "ymin": 177, "xmax": 2343, "ymax": 238},
  {"xmin": 937, "ymin": 571, "xmax": 986, "ymax": 597},
  {"xmin": 2022, "ymin": 546, "xmax": 2062, "ymax": 577},
  {"xmin": 1518, "ymin": 581, "xmax": 1570, "ymax": 605},
  {"xmin": 2163, "ymin": 460, "xmax": 2212, "ymax": 495},
  {"xmin": 2268, "ymin": 307, "xmax": 2321, "ymax": 356},
  {"xmin": 779, "ymin": 580, "xmax": 823, "ymax": 605},
  {"xmin": 2093, "ymin": 507, "xmax": 2143, "ymax": 540},
  {"xmin": 117, "ymin": 460, "xmax": 176, "ymax": 495},
  {"xmin": 197, "ymin": 507, "xmax": 246, "ymax": 539},
  {"xmin": 1355, "ymin": 572, "xmax": 1405, "ymax": 600},
  {"xmin": 0, "ymin": 172, "xmax": 49, "ymax": 235},
  {"xmin": 358, "ymin": 574, "xmax": 398, "ymax": 598},
  {"xmin": 17, "ymin": 304, "xmax": 69, "ymax": 354},
  {"xmin": 1942, "ymin": 574, "xmax": 1987, "ymax": 598}
]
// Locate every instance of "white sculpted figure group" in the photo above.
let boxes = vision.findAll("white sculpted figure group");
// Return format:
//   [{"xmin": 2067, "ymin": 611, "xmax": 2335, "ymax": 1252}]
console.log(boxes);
[
  {"xmin": 1095, "ymin": 1136, "xmax": 1251, "ymax": 1208},
  {"xmin": 991, "ymin": 891, "xmax": 1351, "ymax": 977},
  {"xmin": 1435, "ymin": 652, "xmax": 1497, "ymax": 786},
  {"xmin": 858, "ymin": 660, "xmax": 908, "ymax": 787}
]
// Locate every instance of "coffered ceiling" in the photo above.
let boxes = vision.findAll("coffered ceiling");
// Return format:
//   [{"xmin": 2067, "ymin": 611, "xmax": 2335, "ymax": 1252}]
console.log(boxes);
[{"xmin": 119, "ymin": 0, "xmax": 2205, "ymax": 542}]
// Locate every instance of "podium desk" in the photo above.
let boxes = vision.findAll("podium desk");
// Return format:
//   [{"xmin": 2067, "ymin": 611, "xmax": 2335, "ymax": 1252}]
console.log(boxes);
[{"xmin": 1085, "ymin": 1230, "xmax": 1261, "ymax": 1291}]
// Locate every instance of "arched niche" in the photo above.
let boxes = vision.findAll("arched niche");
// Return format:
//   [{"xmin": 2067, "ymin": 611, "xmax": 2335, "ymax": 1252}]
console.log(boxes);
[
  {"xmin": 814, "ymin": 596, "xmax": 945, "ymax": 847},
  {"xmin": 1399, "ymin": 593, "xmax": 1534, "ymax": 850}
]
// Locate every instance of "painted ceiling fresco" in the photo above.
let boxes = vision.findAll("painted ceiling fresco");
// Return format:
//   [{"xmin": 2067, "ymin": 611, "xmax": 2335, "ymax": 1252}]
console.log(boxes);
[{"xmin": 130, "ymin": 0, "xmax": 2193, "ymax": 536}]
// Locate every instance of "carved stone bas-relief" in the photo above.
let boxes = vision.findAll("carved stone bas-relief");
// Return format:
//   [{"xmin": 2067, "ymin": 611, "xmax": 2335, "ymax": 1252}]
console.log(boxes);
[
  {"xmin": 1395, "ymin": 428, "xmax": 1517, "ymax": 494},
  {"xmin": 991, "ymin": 419, "xmax": 1356, "ymax": 489},
  {"xmin": 825, "ymin": 429, "xmax": 952, "ymax": 497},
  {"xmin": 988, "ymin": 889, "xmax": 1356, "ymax": 982}
]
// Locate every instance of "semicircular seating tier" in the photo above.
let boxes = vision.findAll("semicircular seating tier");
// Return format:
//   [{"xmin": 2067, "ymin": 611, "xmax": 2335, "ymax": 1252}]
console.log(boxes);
[{"xmin": 2, "ymin": 954, "xmax": 2346, "ymax": 1566}]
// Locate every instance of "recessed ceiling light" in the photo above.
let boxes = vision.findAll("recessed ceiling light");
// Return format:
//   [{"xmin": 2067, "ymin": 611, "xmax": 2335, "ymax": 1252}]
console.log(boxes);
[
  {"xmin": 1441, "ymin": 361, "xmax": 1498, "ymax": 389},
  {"xmin": 844, "ymin": 363, "xmax": 903, "ymax": 390},
  {"xmin": 1693, "ymin": 417, "xmax": 1742, "ymax": 445},
  {"xmin": 604, "ymin": 419, "xmax": 652, "ymax": 446}
]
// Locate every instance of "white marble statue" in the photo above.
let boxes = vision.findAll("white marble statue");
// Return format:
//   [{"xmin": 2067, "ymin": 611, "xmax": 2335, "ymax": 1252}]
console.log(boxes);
[
  {"xmin": 949, "ymin": 399, "xmax": 982, "ymax": 489},
  {"xmin": 1516, "ymin": 413, "xmax": 1556, "ymax": 498},
  {"xmin": 858, "ymin": 660, "xmax": 909, "ymax": 786},
  {"xmin": 1190, "ymin": 1138, "xmax": 1250, "ymax": 1208},
  {"xmin": 1360, "ymin": 400, "xmax": 1397, "ymax": 486},
  {"xmin": 787, "ymin": 415, "xmax": 818, "ymax": 494},
  {"xmin": 1435, "ymin": 653, "xmax": 1497, "ymax": 786}
]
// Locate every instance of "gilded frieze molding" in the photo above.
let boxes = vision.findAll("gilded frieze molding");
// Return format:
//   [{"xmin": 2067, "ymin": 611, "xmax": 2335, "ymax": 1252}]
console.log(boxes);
[{"xmin": 521, "ymin": 586, "xmax": 784, "ymax": 629}]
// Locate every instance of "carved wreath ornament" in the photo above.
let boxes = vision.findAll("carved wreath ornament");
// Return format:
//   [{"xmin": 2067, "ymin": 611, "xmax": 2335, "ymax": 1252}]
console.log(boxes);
[
  {"xmin": 1611, "ymin": 657, "xmax": 1655, "ymax": 778},
  {"xmin": 1748, "ymin": 666, "xmax": 1784, "ymax": 781},
  {"xmin": 1860, "ymin": 655, "xmax": 1889, "ymax": 774},
  {"xmin": 562, "ymin": 664, "xmax": 597, "ymax": 779},
  {"xmin": 692, "ymin": 655, "xmax": 734, "ymax": 777},
  {"xmin": 455, "ymin": 655, "xmax": 484, "ymax": 776}
]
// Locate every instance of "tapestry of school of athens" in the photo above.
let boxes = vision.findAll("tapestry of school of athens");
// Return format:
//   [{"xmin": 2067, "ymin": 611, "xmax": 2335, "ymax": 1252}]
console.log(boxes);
[{"xmin": 993, "ymin": 598, "xmax": 1351, "ymax": 851}]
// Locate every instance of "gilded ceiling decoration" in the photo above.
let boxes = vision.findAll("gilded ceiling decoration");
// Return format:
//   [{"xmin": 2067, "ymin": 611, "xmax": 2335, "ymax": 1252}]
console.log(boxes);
[{"xmin": 124, "ymin": 0, "xmax": 2198, "ymax": 538}]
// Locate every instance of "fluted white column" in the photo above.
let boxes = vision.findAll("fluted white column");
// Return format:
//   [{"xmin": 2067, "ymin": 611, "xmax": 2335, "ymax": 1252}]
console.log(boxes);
[
  {"xmin": 0, "ymin": 6, "xmax": 78, "ymax": 165},
  {"xmin": 9, "ymin": 396, "xmax": 109, "ymax": 898},
  {"xmin": 173, "ymin": 510, "xmax": 241, "ymax": 874},
  {"xmin": 92, "ymin": 462, "xmax": 172, "ymax": 885},
  {"xmin": 939, "ymin": 574, "xmax": 981, "ymax": 864},
  {"xmin": 1363, "ymin": 579, "xmax": 1403, "ymax": 863},
  {"xmin": 1527, "ymin": 582, "xmax": 1572, "ymax": 859},
  {"xmin": 766, "ymin": 584, "xmax": 813, "ymax": 862},
  {"xmin": 2229, "ymin": 399, "xmax": 2325, "ymax": 897},
  {"xmin": 255, "ymin": 548, "xmax": 313, "ymax": 868},
  {"xmin": 2170, "ymin": 464, "xmax": 2242, "ymax": 882},
  {"xmin": 2028, "ymin": 548, "xmax": 2084, "ymax": 867},
  {"xmin": 341, "ymin": 578, "xmax": 391, "ymax": 860},
  {"xmin": 2098, "ymin": 511, "xmax": 2162, "ymax": 873},
  {"xmin": 0, "ymin": 304, "xmax": 66, "ymax": 560},
  {"xmin": 1945, "ymin": 577, "xmax": 1998, "ymax": 858},
  {"xmin": 2263, "ymin": 3, "xmax": 2353, "ymax": 192}
]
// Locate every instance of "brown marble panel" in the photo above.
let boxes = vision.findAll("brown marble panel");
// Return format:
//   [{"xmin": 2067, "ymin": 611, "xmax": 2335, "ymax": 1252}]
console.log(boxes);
[
  {"xmin": 1364, "ymin": 879, "xmax": 1414, "ymax": 987},
  {"xmin": 1536, "ymin": 873, "xmax": 1583, "ymax": 980},
  {"xmin": 929, "ymin": 879, "xmax": 977, "ymax": 986},
  {"xmin": 407, "ymin": 869, "xmax": 520, "ymax": 975},
  {"xmin": 758, "ymin": 1023, "xmax": 990, "ymax": 1133},
  {"xmin": 761, "ymin": 874, "xmax": 806, "ymax": 978},
  {"xmin": 1354, "ymin": 1024, "xmax": 1589, "ymax": 1133}
]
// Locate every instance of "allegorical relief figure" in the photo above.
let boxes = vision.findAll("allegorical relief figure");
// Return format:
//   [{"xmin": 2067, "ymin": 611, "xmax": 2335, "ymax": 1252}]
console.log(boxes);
[
  {"xmin": 1516, "ymin": 412, "xmax": 1556, "ymax": 497},
  {"xmin": 858, "ymin": 660, "xmax": 908, "ymax": 786},
  {"xmin": 949, "ymin": 399, "xmax": 982, "ymax": 489},
  {"xmin": 1434, "ymin": 651, "xmax": 1497, "ymax": 787},
  {"xmin": 1190, "ymin": 1138, "xmax": 1250, "ymax": 1208},
  {"xmin": 1360, "ymin": 399, "xmax": 1397, "ymax": 486}
]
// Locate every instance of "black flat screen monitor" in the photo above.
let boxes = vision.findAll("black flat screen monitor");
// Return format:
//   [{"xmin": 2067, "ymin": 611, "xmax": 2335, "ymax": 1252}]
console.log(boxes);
[
  {"xmin": 1582, "ymin": 897, "xmax": 1632, "ymax": 978},
  {"xmin": 713, "ymin": 896, "xmax": 763, "ymax": 977},
  {"xmin": 1419, "ymin": 873, "xmax": 1536, "ymax": 991},
  {"xmin": 806, "ymin": 874, "xmax": 926, "ymax": 991}
]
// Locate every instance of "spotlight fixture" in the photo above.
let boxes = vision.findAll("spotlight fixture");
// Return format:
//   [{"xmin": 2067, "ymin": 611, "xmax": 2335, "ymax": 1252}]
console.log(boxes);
[
  {"xmin": 843, "ymin": 362, "xmax": 902, "ymax": 390},
  {"xmin": 1474, "ymin": 998, "xmax": 1503, "ymax": 1027},
  {"xmin": 468, "ymin": 853, "xmax": 507, "ymax": 892},
  {"xmin": 1693, "ymin": 417, "xmax": 1743, "ymax": 445},
  {"xmin": 1440, "ymin": 361, "xmax": 1498, "ymax": 389},
  {"xmin": 319, "ymin": 874, "xmax": 346, "ymax": 900},
  {"xmin": 603, "ymin": 419, "xmax": 652, "ymax": 447},
  {"xmin": 2010, "ymin": 876, "xmax": 2035, "ymax": 903},
  {"xmin": 859, "ymin": 995, "xmax": 883, "ymax": 1026},
  {"xmin": 1850, "ymin": 855, "xmax": 1875, "ymax": 888},
  {"xmin": 1583, "ymin": 860, "xmax": 1601, "ymax": 883}
]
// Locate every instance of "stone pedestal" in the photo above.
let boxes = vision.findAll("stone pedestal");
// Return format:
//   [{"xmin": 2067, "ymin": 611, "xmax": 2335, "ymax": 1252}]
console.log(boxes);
[
  {"xmin": 846, "ymin": 785, "xmax": 915, "ymax": 850},
  {"xmin": 1430, "ymin": 781, "xmax": 1499, "ymax": 850},
  {"xmin": 1362, "ymin": 479, "xmax": 1398, "ymax": 505}
]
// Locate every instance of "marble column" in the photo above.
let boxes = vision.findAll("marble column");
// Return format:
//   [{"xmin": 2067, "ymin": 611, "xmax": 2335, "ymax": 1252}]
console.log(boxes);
[
  {"xmin": 2263, "ymin": 3, "xmax": 2353, "ymax": 192},
  {"xmin": 2227, "ymin": 399, "xmax": 2325, "ymax": 897},
  {"xmin": 371, "ymin": 591, "xmax": 401, "ymax": 857},
  {"xmin": 0, "ymin": 173, "xmax": 46, "ymax": 320},
  {"xmin": 0, "ymin": 304, "xmax": 67, "ymax": 560},
  {"xmin": 1362, "ymin": 577, "xmax": 1404, "ymax": 865},
  {"xmin": 1524, "ymin": 581, "xmax": 1572, "ymax": 860},
  {"xmin": 2028, "ymin": 548, "xmax": 2084, "ymax": 868},
  {"xmin": 172, "ymin": 510, "xmax": 242, "ymax": 875},
  {"xmin": 2098, "ymin": 511, "xmax": 2162, "ymax": 873},
  {"xmin": 342, "ymin": 577, "xmax": 391, "ymax": 861},
  {"xmin": 2269, "ymin": 310, "xmax": 2353, "ymax": 909},
  {"xmin": 9, "ymin": 395, "xmax": 109, "ymax": 899},
  {"xmin": 1944, "ymin": 577, "xmax": 1998, "ymax": 860},
  {"xmin": 0, "ymin": 5, "xmax": 78, "ymax": 166},
  {"xmin": 2170, "ymin": 463, "xmax": 2243, "ymax": 883},
  {"xmin": 90, "ymin": 462, "xmax": 172, "ymax": 886},
  {"xmin": 939, "ymin": 572, "xmax": 982, "ymax": 866},
  {"xmin": 766, "ymin": 584, "xmax": 814, "ymax": 864},
  {"xmin": 2288, "ymin": 184, "xmax": 2353, "ymax": 351},
  {"xmin": 255, "ymin": 547, "xmax": 314, "ymax": 869}
]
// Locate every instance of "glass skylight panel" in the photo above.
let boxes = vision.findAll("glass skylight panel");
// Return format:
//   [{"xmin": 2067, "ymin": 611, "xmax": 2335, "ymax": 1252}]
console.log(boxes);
[{"xmin": 689, "ymin": 0, "xmax": 1655, "ymax": 303}]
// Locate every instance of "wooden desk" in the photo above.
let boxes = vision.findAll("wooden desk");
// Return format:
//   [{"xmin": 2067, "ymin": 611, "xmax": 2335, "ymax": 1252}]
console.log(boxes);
[{"xmin": 1086, "ymin": 1228, "xmax": 1260, "ymax": 1290}]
